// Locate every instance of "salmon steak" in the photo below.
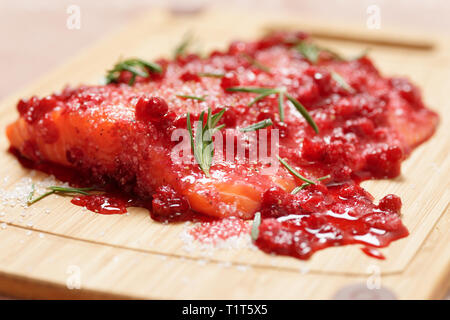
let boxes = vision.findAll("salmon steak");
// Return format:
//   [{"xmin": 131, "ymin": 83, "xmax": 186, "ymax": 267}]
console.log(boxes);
[{"xmin": 6, "ymin": 32, "xmax": 438, "ymax": 259}]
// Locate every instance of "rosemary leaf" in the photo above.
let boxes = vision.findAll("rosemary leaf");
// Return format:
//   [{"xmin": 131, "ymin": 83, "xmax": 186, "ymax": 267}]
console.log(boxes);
[
  {"xmin": 27, "ymin": 190, "xmax": 55, "ymax": 205},
  {"xmin": 330, "ymin": 71, "xmax": 355, "ymax": 93},
  {"xmin": 296, "ymin": 41, "xmax": 320, "ymax": 64},
  {"xmin": 239, "ymin": 119, "xmax": 273, "ymax": 132},
  {"xmin": 285, "ymin": 93, "xmax": 319, "ymax": 133},
  {"xmin": 277, "ymin": 156, "xmax": 315, "ymax": 185},
  {"xmin": 248, "ymin": 90, "xmax": 278, "ymax": 106},
  {"xmin": 278, "ymin": 90, "xmax": 285, "ymax": 122},
  {"xmin": 47, "ymin": 186, "xmax": 95, "ymax": 195},
  {"xmin": 187, "ymin": 108, "xmax": 226, "ymax": 177},
  {"xmin": 105, "ymin": 58, "xmax": 162, "ymax": 85},
  {"xmin": 291, "ymin": 175, "xmax": 331, "ymax": 194},
  {"xmin": 197, "ymin": 72, "xmax": 225, "ymax": 78},
  {"xmin": 27, "ymin": 186, "xmax": 98, "ymax": 206},
  {"xmin": 242, "ymin": 53, "xmax": 271, "ymax": 73},
  {"xmin": 251, "ymin": 212, "xmax": 261, "ymax": 241},
  {"xmin": 227, "ymin": 86, "xmax": 319, "ymax": 133},
  {"xmin": 226, "ymin": 87, "xmax": 275, "ymax": 94},
  {"xmin": 174, "ymin": 32, "xmax": 193, "ymax": 58},
  {"xmin": 176, "ymin": 94, "xmax": 206, "ymax": 101},
  {"xmin": 27, "ymin": 183, "xmax": 35, "ymax": 203}
]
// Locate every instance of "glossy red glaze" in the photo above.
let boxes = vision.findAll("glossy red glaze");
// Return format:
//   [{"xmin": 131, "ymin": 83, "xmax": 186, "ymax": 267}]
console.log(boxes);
[{"xmin": 71, "ymin": 194, "xmax": 129, "ymax": 215}]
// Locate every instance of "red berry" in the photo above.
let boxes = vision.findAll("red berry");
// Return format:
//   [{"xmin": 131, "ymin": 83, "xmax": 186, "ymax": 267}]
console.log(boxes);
[
  {"xmin": 152, "ymin": 186, "xmax": 190, "ymax": 217},
  {"xmin": 220, "ymin": 72, "xmax": 240, "ymax": 91},
  {"xmin": 17, "ymin": 98, "xmax": 31, "ymax": 117},
  {"xmin": 22, "ymin": 96, "xmax": 58, "ymax": 124},
  {"xmin": 302, "ymin": 137, "xmax": 325, "ymax": 161},
  {"xmin": 378, "ymin": 194, "xmax": 402, "ymax": 214},
  {"xmin": 220, "ymin": 107, "xmax": 237, "ymax": 127},
  {"xmin": 135, "ymin": 96, "xmax": 168, "ymax": 122},
  {"xmin": 179, "ymin": 71, "xmax": 201, "ymax": 82}
]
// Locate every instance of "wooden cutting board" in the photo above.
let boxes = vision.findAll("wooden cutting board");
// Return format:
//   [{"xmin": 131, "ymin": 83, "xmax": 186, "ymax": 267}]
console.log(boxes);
[{"xmin": 0, "ymin": 9, "xmax": 448, "ymax": 299}]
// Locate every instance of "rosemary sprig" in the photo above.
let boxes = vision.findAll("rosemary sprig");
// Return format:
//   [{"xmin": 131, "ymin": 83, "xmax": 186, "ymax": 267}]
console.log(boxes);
[
  {"xmin": 296, "ymin": 40, "xmax": 368, "ymax": 63},
  {"xmin": 106, "ymin": 58, "xmax": 162, "ymax": 85},
  {"xmin": 278, "ymin": 90, "xmax": 285, "ymax": 122},
  {"xmin": 176, "ymin": 94, "xmax": 207, "ymax": 101},
  {"xmin": 226, "ymin": 87, "xmax": 275, "ymax": 94},
  {"xmin": 239, "ymin": 118, "xmax": 273, "ymax": 132},
  {"xmin": 27, "ymin": 186, "xmax": 97, "ymax": 206},
  {"xmin": 241, "ymin": 53, "xmax": 271, "ymax": 73},
  {"xmin": 251, "ymin": 212, "xmax": 261, "ymax": 241},
  {"xmin": 174, "ymin": 32, "xmax": 193, "ymax": 58},
  {"xmin": 296, "ymin": 41, "xmax": 357, "ymax": 95},
  {"xmin": 291, "ymin": 174, "xmax": 331, "ymax": 195},
  {"xmin": 247, "ymin": 90, "xmax": 278, "ymax": 106},
  {"xmin": 227, "ymin": 86, "xmax": 318, "ymax": 133},
  {"xmin": 277, "ymin": 156, "xmax": 315, "ymax": 185},
  {"xmin": 187, "ymin": 107, "xmax": 226, "ymax": 177},
  {"xmin": 27, "ymin": 183, "xmax": 35, "ymax": 203},
  {"xmin": 295, "ymin": 41, "xmax": 321, "ymax": 64},
  {"xmin": 197, "ymin": 72, "xmax": 225, "ymax": 78},
  {"xmin": 295, "ymin": 41, "xmax": 346, "ymax": 64},
  {"xmin": 330, "ymin": 71, "xmax": 355, "ymax": 93},
  {"xmin": 285, "ymin": 93, "xmax": 319, "ymax": 133}
]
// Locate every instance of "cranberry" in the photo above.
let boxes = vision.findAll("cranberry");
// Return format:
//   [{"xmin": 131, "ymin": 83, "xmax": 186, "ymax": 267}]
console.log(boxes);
[
  {"xmin": 220, "ymin": 72, "xmax": 240, "ymax": 91},
  {"xmin": 391, "ymin": 78, "xmax": 423, "ymax": 109},
  {"xmin": 175, "ymin": 53, "xmax": 199, "ymax": 66},
  {"xmin": 273, "ymin": 121, "xmax": 289, "ymax": 138},
  {"xmin": 228, "ymin": 41, "xmax": 248, "ymax": 55},
  {"xmin": 157, "ymin": 111, "xmax": 176, "ymax": 131},
  {"xmin": 256, "ymin": 219, "xmax": 294, "ymax": 255},
  {"xmin": 296, "ymin": 185, "xmax": 328, "ymax": 214},
  {"xmin": 173, "ymin": 115, "xmax": 188, "ymax": 129},
  {"xmin": 260, "ymin": 187, "xmax": 302, "ymax": 218},
  {"xmin": 179, "ymin": 71, "xmax": 201, "ymax": 82},
  {"xmin": 152, "ymin": 186, "xmax": 190, "ymax": 217},
  {"xmin": 302, "ymin": 137, "xmax": 325, "ymax": 162},
  {"xmin": 220, "ymin": 108, "xmax": 237, "ymax": 127},
  {"xmin": 21, "ymin": 96, "xmax": 58, "ymax": 124},
  {"xmin": 364, "ymin": 212, "xmax": 403, "ymax": 232},
  {"xmin": 135, "ymin": 96, "xmax": 168, "ymax": 122},
  {"xmin": 344, "ymin": 118, "xmax": 375, "ymax": 137},
  {"xmin": 17, "ymin": 98, "xmax": 32, "ymax": 117},
  {"xmin": 365, "ymin": 145, "xmax": 403, "ymax": 178},
  {"xmin": 378, "ymin": 194, "xmax": 402, "ymax": 214}
]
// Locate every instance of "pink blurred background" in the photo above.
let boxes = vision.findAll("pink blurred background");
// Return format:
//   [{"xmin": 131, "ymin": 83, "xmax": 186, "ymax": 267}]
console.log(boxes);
[{"xmin": 1, "ymin": 0, "xmax": 449, "ymax": 99}]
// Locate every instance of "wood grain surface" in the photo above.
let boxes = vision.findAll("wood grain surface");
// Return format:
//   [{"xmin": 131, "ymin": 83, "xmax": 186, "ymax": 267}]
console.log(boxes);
[{"xmin": 0, "ymin": 9, "xmax": 448, "ymax": 299}]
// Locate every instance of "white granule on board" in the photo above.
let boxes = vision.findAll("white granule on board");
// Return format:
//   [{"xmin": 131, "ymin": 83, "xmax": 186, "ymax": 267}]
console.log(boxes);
[
  {"xmin": 0, "ymin": 174, "xmax": 69, "ymax": 209},
  {"xmin": 236, "ymin": 264, "xmax": 249, "ymax": 272},
  {"xmin": 217, "ymin": 261, "xmax": 232, "ymax": 269},
  {"xmin": 179, "ymin": 218, "xmax": 257, "ymax": 255},
  {"xmin": 0, "ymin": 223, "xmax": 7, "ymax": 229},
  {"xmin": 298, "ymin": 265, "xmax": 309, "ymax": 274}
]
